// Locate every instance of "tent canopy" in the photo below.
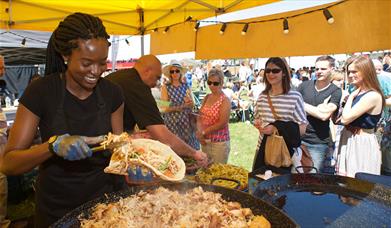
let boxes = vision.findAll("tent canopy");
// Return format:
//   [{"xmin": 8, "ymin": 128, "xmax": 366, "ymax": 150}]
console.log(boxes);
[
  {"xmin": 0, "ymin": 0, "xmax": 278, "ymax": 35},
  {"xmin": 0, "ymin": 29, "xmax": 51, "ymax": 65},
  {"xmin": 151, "ymin": 0, "xmax": 391, "ymax": 59}
]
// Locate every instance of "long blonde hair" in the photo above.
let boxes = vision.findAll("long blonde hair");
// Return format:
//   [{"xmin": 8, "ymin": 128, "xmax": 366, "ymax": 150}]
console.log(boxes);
[{"xmin": 347, "ymin": 55, "xmax": 385, "ymax": 107}]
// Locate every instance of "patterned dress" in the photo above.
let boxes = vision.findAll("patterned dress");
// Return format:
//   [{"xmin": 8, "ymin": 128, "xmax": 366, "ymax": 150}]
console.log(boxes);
[{"xmin": 162, "ymin": 83, "xmax": 200, "ymax": 150}]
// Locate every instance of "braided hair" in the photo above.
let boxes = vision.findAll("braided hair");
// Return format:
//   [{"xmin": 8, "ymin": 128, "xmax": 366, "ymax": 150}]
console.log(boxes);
[{"xmin": 45, "ymin": 12, "xmax": 110, "ymax": 76}]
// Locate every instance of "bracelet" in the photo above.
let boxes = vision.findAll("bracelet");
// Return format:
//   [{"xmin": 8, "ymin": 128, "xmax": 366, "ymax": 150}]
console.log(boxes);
[{"xmin": 48, "ymin": 135, "xmax": 58, "ymax": 153}]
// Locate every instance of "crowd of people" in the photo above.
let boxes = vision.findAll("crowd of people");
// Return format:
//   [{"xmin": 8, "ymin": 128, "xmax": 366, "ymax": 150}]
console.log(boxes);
[
  {"xmin": 149, "ymin": 53, "xmax": 390, "ymax": 180},
  {"xmin": 175, "ymin": 54, "xmax": 390, "ymax": 179},
  {"xmin": 0, "ymin": 11, "xmax": 390, "ymax": 227}
]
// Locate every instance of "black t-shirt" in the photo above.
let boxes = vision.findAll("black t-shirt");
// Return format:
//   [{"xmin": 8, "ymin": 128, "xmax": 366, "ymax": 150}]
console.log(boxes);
[
  {"xmin": 298, "ymin": 80, "xmax": 342, "ymax": 144},
  {"xmin": 106, "ymin": 68, "xmax": 164, "ymax": 131},
  {"xmin": 19, "ymin": 73, "xmax": 125, "ymax": 226},
  {"xmin": 20, "ymin": 74, "xmax": 123, "ymax": 141}
]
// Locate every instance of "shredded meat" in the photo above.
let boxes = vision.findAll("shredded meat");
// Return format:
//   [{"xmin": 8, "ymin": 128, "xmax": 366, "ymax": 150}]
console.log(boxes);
[
  {"xmin": 102, "ymin": 133, "xmax": 180, "ymax": 177},
  {"xmin": 79, "ymin": 187, "xmax": 268, "ymax": 228}
]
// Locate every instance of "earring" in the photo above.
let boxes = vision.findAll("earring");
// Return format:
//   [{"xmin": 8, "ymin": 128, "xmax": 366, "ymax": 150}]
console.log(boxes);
[{"xmin": 64, "ymin": 61, "xmax": 68, "ymax": 65}]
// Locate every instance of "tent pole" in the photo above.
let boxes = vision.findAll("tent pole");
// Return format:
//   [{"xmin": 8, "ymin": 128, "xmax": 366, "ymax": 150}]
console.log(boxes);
[
  {"xmin": 141, "ymin": 35, "xmax": 144, "ymax": 56},
  {"xmin": 137, "ymin": 6, "xmax": 145, "ymax": 56}
]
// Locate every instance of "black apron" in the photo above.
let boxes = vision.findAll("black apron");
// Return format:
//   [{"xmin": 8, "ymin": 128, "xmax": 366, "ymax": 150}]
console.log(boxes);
[{"xmin": 35, "ymin": 75, "xmax": 125, "ymax": 228}]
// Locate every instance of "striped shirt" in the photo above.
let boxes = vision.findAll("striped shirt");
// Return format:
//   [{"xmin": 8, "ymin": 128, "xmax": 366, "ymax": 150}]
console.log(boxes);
[{"xmin": 254, "ymin": 90, "xmax": 307, "ymax": 150}]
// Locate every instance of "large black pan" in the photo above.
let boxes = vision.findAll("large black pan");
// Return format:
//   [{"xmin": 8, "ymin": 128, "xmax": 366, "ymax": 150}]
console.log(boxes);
[
  {"xmin": 52, "ymin": 182, "xmax": 299, "ymax": 227},
  {"xmin": 253, "ymin": 174, "xmax": 391, "ymax": 228}
]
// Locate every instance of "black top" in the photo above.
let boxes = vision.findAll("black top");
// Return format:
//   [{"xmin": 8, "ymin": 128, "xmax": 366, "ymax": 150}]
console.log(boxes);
[
  {"xmin": 21, "ymin": 74, "xmax": 124, "ymax": 141},
  {"xmin": 349, "ymin": 92, "xmax": 382, "ymax": 129},
  {"xmin": 106, "ymin": 68, "xmax": 164, "ymax": 131},
  {"xmin": 20, "ymin": 73, "xmax": 125, "ymax": 227},
  {"xmin": 298, "ymin": 80, "xmax": 342, "ymax": 144}
]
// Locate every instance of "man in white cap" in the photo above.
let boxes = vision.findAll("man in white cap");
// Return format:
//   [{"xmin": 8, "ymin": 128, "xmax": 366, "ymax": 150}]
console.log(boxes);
[{"xmin": 106, "ymin": 55, "xmax": 208, "ymax": 167}]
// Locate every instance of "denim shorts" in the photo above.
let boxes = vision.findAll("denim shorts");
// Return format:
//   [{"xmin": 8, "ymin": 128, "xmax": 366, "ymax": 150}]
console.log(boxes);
[{"xmin": 301, "ymin": 141, "xmax": 329, "ymax": 173}]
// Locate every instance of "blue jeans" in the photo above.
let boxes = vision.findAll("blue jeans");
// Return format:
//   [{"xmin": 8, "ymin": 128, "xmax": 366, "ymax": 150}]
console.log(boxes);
[{"xmin": 302, "ymin": 141, "xmax": 329, "ymax": 173}]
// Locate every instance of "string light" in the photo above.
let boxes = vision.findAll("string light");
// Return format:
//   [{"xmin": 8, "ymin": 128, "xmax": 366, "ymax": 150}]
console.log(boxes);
[
  {"xmin": 21, "ymin": 38, "xmax": 26, "ymax": 46},
  {"xmin": 283, "ymin": 18, "xmax": 289, "ymax": 34},
  {"xmin": 144, "ymin": 0, "xmax": 343, "ymax": 36},
  {"xmin": 3, "ymin": 1, "xmax": 345, "ymax": 40},
  {"xmin": 241, "ymin": 24, "xmax": 249, "ymax": 35},
  {"xmin": 219, "ymin": 23, "xmax": 227, "ymax": 35},
  {"xmin": 323, "ymin": 9, "xmax": 334, "ymax": 24},
  {"xmin": 185, "ymin": 16, "xmax": 192, "ymax": 22},
  {"xmin": 194, "ymin": 21, "xmax": 200, "ymax": 31}
]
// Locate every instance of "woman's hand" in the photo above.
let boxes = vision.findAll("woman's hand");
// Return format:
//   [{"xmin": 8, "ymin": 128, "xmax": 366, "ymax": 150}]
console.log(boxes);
[
  {"xmin": 254, "ymin": 119, "xmax": 275, "ymax": 135},
  {"xmin": 170, "ymin": 106, "xmax": 182, "ymax": 112},
  {"xmin": 253, "ymin": 119, "xmax": 263, "ymax": 131},
  {"xmin": 350, "ymin": 88, "xmax": 361, "ymax": 99},
  {"xmin": 193, "ymin": 150, "xmax": 208, "ymax": 167},
  {"xmin": 50, "ymin": 134, "xmax": 92, "ymax": 161},
  {"xmin": 256, "ymin": 124, "xmax": 276, "ymax": 135},
  {"xmin": 183, "ymin": 96, "xmax": 193, "ymax": 108},
  {"xmin": 196, "ymin": 131, "xmax": 206, "ymax": 145}
]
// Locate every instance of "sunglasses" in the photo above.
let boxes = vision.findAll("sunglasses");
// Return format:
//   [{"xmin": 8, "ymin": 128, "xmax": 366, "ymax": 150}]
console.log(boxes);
[
  {"xmin": 207, "ymin": 81, "xmax": 220, "ymax": 86},
  {"xmin": 170, "ymin": 69, "xmax": 181, "ymax": 74},
  {"xmin": 315, "ymin": 68, "xmax": 328, "ymax": 71},
  {"xmin": 265, "ymin": 68, "xmax": 282, "ymax": 74}
]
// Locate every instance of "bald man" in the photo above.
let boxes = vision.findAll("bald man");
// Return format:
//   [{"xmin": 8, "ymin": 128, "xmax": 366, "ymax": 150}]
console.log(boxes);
[{"xmin": 106, "ymin": 55, "xmax": 207, "ymax": 166}]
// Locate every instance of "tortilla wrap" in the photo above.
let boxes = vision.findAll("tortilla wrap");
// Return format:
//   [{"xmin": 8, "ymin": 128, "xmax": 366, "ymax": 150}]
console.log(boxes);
[{"xmin": 104, "ymin": 138, "xmax": 186, "ymax": 182}]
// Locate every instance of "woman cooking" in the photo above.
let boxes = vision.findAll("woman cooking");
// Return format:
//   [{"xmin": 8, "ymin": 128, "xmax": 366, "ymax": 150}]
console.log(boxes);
[{"xmin": 0, "ymin": 12, "xmax": 125, "ymax": 227}]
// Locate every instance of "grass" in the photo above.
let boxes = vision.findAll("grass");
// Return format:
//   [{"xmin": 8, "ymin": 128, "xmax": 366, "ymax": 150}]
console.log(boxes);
[{"xmin": 227, "ymin": 122, "xmax": 259, "ymax": 171}]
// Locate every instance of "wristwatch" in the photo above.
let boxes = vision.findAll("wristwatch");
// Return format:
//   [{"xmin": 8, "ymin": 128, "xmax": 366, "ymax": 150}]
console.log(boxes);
[{"xmin": 48, "ymin": 135, "xmax": 58, "ymax": 153}]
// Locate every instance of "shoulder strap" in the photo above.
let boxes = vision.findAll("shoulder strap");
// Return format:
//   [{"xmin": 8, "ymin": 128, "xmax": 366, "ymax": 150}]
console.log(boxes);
[{"xmin": 267, "ymin": 94, "xmax": 280, "ymax": 120}]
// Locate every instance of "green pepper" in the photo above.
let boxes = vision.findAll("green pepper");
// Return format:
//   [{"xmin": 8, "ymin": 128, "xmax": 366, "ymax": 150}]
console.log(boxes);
[{"xmin": 158, "ymin": 156, "xmax": 172, "ymax": 171}]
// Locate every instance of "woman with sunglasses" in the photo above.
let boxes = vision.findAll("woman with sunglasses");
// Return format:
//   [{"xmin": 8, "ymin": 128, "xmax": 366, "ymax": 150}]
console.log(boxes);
[
  {"xmin": 161, "ymin": 60, "xmax": 200, "ymax": 150},
  {"xmin": 252, "ymin": 57, "xmax": 308, "ymax": 171},
  {"xmin": 197, "ymin": 69, "xmax": 231, "ymax": 164},
  {"xmin": 335, "ymin": 55, "xmax": 384, "ymax": 177}
]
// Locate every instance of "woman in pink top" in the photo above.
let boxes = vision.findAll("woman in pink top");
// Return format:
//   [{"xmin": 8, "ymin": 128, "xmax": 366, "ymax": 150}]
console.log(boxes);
[{"xmin": 197, "ymin": 69, "xmax": 231, "ymax": 163}]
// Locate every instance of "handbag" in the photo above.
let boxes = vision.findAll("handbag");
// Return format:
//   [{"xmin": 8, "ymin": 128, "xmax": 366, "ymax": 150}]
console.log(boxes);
[
  {"xmin": 300, "ymin": 144, "xmax": 314, "ymax": 173},
  {"xmin": 263, "ymin": 94, "xmax": 292, "ymax": 168},
  {"xmin": 265, "ymin": 129, "xmax": 292, "ymax": 167}
]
